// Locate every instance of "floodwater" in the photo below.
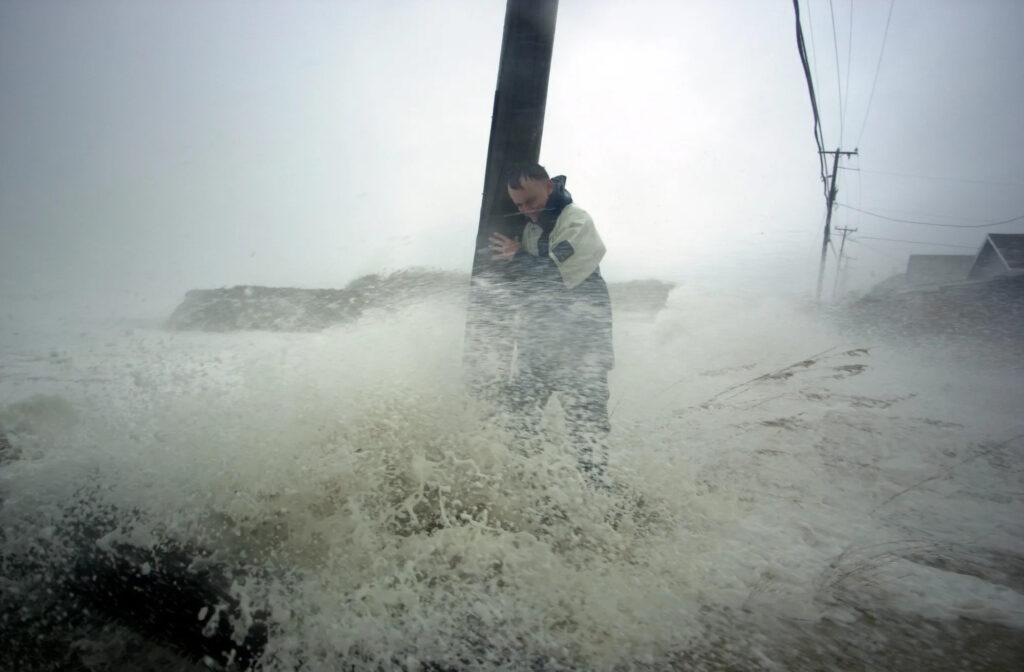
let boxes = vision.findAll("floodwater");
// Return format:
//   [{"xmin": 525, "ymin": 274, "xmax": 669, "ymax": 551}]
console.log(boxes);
[{"xmin": 1, "ymin": 284, "xmax": 1022, "ymax": 671}]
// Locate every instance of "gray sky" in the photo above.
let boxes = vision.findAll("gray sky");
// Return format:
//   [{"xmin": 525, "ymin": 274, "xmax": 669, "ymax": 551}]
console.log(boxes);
[{"xmin": 2, "ymin": 0, "xmax": 1022, "ymax": 312}]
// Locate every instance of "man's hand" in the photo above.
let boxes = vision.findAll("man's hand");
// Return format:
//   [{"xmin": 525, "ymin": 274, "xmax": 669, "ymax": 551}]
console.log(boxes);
[{"xmin": 489, "ymin": 232, "xmax": 521, "ymax": 260}]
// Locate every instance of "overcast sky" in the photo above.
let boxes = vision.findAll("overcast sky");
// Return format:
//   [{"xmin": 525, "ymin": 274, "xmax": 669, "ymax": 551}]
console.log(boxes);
[{"xmin": 1, "ymin": 0, "xmax": 1022, "ymax": 313}]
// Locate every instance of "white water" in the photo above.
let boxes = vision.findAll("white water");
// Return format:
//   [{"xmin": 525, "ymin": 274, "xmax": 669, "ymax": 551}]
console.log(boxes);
[{"xmin": 1, "ymin": 285, "xmax": 1022, "ymax": 670}]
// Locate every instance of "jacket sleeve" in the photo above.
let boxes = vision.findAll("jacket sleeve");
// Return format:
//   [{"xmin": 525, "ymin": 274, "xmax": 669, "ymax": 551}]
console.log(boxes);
[{"xmin": 548, "ymin": 205, "xmax": 606, "ymax": 289}]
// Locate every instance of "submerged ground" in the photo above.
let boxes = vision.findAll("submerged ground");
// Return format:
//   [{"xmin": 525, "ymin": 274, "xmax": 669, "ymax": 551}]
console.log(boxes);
[{"xmin": 1, "ymin": 281, "xmax": 1022, "ymax": 670}]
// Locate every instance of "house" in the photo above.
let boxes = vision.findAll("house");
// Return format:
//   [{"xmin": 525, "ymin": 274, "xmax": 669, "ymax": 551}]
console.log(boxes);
[
  {"xmin": 854, "ymin": 233, "xmax": 1023, "ymax": 352},
  {"xmin": 967, "ymin": 233, "xmax": 1024, "ymax": 281}
]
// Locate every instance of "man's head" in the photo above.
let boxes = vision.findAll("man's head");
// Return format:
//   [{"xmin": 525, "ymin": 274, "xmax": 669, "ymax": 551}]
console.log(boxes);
[{"xmin": 507, "ymin": 164, "xmax": 554, "ymax": 223}]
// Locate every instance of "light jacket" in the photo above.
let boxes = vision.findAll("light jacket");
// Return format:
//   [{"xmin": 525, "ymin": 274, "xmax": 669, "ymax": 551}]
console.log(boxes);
[
  {"xmin": 521, "ymin": 202, "xmax": 606, "ymax": 289},
  {"xmin": 511, "ymin": 175, "xmax": 614, "ymax": 371}
]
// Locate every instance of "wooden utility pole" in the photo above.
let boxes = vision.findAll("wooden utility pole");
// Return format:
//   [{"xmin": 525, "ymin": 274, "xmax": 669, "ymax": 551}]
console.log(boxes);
[
  {"xmin": 471, "ymin": 0, "xmax": 559, "ymax": 271},
  {"xmin": 816, "ymin": 148, "xmax": 858, "ymax": 301},
  {"xmin": 832, "ymin": 225, "xmax": 857, "ymax": 300},
  {"xmin": 463, "ymin": 0, "xmax": 559, "ymax": 392}
]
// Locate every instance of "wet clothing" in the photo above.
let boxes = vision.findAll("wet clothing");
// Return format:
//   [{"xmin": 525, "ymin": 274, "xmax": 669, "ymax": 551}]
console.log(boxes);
[{"xmin": 505, "ymin": 176, "xmax": 614, "ymax": 478}]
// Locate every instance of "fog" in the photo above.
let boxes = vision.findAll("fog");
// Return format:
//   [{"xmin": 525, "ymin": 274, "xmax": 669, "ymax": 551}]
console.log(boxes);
[
  {"xmin": 2, "ymin": 0, "xmax": 1022, "ymax": 317},
  {"xmin": 2, "ymin": 1, "xmax": 1023, "ymax": 670}
]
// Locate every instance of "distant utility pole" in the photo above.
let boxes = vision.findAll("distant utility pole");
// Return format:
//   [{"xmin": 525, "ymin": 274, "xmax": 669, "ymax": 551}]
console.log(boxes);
[
  {"xmin": 832, "ymin": 225, "xmax": 857, "ymax": 301},
  {"xmin": 836, "ymin": 254, "xmax": 855, "ymax": 300},
  {"xmin": 816, "ymin": 148, "xmax": 858, "ymax": 302}
]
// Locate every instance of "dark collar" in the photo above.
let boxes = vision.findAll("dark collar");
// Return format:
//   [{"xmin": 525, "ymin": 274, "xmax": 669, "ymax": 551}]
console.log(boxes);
[{"xmin": 538, "ymin": 175, "xmax": 573, "ymax": 233}]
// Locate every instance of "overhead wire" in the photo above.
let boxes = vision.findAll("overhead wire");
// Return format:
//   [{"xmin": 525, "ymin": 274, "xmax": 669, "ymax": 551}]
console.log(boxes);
[
  {"xmin": 854, "ymin": 236, "xmax": 979, "ymax": 250},
  {"xmin": 828, "ymin": 0, "xmax": 845, "ymax": 143},
  {"xmin": 793, "ymin": 0, "xmax": 830, "ymax": 201},
  {"xmin": 843, "ymin": 0, "xmax": 853, "ymax": 144},
  {"xmin": 839, "ymin": 200, "xmax": 1014, "ymax": 223},
  {"xmin": 837, "ymin": 203, "xmax": 1024, "ymax": 228},
  {"xmin": 847, "ymin": 238, "xmax": 906, "ymax": 262},
  {"xmin": 839, "ymin": 165, "xmax": 1023, "ymax": 187},
  {"xmin": 854, "ymin": 0, "xmax": 895, "ymax": 148},
  {"xmin": 804, "ymin": 0, "xmax": 823, "ymax": 103}
]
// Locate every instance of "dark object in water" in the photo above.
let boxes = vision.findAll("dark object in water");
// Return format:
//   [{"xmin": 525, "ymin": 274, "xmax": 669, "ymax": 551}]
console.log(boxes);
[
  {"xmin": 68, "ymin": 541, "xmax": 268, "ymax": 669},
  {"xmin": 0, "ymin": 424, "xmax": 15, "ymax": 466}
]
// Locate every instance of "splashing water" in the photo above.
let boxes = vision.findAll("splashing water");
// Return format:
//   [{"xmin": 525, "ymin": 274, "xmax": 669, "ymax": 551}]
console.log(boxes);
[{"xmin": 1, "ymin": 284, "xmax": 1022, "ymax": 670}]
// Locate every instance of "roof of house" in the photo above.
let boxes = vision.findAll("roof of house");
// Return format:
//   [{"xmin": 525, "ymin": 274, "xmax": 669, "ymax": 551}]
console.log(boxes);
[{"xmin": 967, "ymin": 233, "xmax": 1024, "ymax": 280}]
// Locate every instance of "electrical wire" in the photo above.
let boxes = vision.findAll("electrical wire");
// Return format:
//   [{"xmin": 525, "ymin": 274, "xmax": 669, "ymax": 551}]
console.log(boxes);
[
  {"xmin": 854, "ymin": 236, "xmax": 979, "ymax": 249},
  {"xmin": 793, "ymin": 0, "xmax": 830, "ymax": 201},
  {"xmin": 837, "ymin": 203, "xmax": 1024, "ymax": 228},
  {"xmin": 843, "ymin": 0, "xmax": 853, "ymax": 144},
  {"xmin": 855, "ymin": 0, "xmax": 895, "ymax": 148},
  {"xmin": 841, "ymin": 201, "xmax": 1006, "ymax": 223},
  {"xmin": 828, "ymin": 0, "xmax": 845, "ymax": 143},
  {"xmin": 839, "ymin": 165, "xmax": 1023, "ymax": 187},
  {"xmin": 805, "ymin": 0, "xmax": 823, "ymax": 111},
  {"xmin": 847, "ymin": 238, "xmax": 906, "ymax": 261}
]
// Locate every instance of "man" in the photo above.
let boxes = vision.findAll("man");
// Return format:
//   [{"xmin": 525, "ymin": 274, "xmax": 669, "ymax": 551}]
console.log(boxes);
[{"xmin": 488, "ymin": 164, "xmax": 614, "ymax": 482}]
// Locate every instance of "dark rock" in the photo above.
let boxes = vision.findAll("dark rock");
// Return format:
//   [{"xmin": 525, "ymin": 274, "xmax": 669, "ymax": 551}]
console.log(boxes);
[
  {"xmin": 166, "ymin": 270, "xmax": 675, "ymax": 332},
  {"xmin": 165, "ymin": 269, "xmax": 468, "ymax": 332}
]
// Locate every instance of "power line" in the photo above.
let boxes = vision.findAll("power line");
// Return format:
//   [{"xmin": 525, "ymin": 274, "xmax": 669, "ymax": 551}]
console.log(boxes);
[
  {"xmin": 804, "ymin": 0, "xmax": 823, "ymax": 122},
  {"xmin": 843, "ymin": 0, "xmax": 853, "ymax": 143},
  {"xmin": 828, "ymin": 0, "xmax": 845, "ymax": 143},
  {"xmin": 855, "ymin": 0, "xmax": 895, "ymax": 148},
  {"xmin": 839, "ymin": 165, "xmax": 1023, "ymax": 187},
  {"xmin": 795, "ymin": 2, "xmax": 859, "ymax": 302},
  {"xmin": 840, "ymin": 200, "xmax": 1007, "ymax": 224},
  {"xmin": 847, "ymin": 238, "xmax": 906, "ymax": 261},
  {"xmin": 854, "ymin": 235, "xmax": 979, "ymax": 249},
  {"xmin": 837, "ymin": 203, "xmax": 1024, "ymax": 228},
  {"xmin": 793, "ymin": 0, "xmax": 829, "ymax": 200}
]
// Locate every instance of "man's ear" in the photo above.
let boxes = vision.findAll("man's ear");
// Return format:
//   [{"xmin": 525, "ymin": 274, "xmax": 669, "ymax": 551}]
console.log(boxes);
[{"xmin": 545, "ymin": 179, "xmax": 555, "ymax": 196}]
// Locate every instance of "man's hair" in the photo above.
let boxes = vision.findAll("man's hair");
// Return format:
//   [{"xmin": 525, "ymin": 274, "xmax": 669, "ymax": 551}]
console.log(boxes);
[{"xmin": 507, "ymin": 164, "xmax": 550, "ymax": 190}]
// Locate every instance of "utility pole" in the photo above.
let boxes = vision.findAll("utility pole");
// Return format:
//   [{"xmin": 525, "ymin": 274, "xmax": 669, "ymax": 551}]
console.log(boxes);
[
  {"xmin": 463, "ymin": 0, "xmax": 559, "ymax": 393},
  {"xmin": 816, "ymin": 148, "xmax": 858, "ymax": 301},
  {"xmin": 839, "ymin": 254, "xmax": 855, "ymax": 299},
  {"xmin": 470, "ymin": 0, "xmax": 559, "ymax": 270},
  {"xmin": 832, "ymin": 225, "xmax": 857, "ymax": 301}
]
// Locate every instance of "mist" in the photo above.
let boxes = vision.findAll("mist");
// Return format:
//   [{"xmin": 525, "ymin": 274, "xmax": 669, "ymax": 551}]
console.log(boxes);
[
  {"xmin": 2, "ymin": 1, "xmax": 1023, "ymax": 670},
  {"xmin": 3, "ymin": 0, "xmax": 1021, "ymax": 317},
  {"xmin": 3, "ymin": 277, "xmax": 1023, "ymax": 669}
]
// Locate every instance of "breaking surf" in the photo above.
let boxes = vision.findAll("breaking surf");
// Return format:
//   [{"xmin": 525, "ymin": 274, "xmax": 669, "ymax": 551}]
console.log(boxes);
[{"xmin": 1, "ymin": 279, "xmax": 1022, "ymax": 670}]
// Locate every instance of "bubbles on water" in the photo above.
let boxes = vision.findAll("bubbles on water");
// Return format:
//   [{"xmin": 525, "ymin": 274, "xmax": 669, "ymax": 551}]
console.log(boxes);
[{"xmin": 2, "ymin": 289, "xmax": 1023, "ymax": 670}]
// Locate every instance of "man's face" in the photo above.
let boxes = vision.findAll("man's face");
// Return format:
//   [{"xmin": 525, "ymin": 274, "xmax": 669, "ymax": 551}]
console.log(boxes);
[{"xmin": 507, "ymin": 177, "xmax": 554, "ymax": 223}]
